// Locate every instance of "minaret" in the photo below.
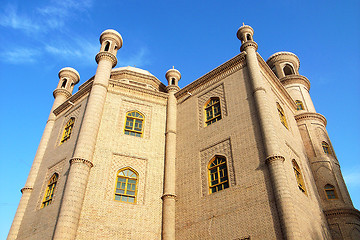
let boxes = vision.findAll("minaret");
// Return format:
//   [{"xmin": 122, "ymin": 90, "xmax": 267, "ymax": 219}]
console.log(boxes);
[
  {"xmin": 7, "ymin": 68, "xmax": 80, "ymax": 240},
  {"xmin": 53, "ymin": 30, "xmax": 123, "ymax": 240},
  {"xmin": 162, "ymin": 67, "xmax": 181, "ymax": 240},
  {"xmin": 237, "ymin": 24, "xmax": 300, "ymax": 240},
  {"xmin": 268, "ymin": 52, "xmax": 360, "ymax": 238}
]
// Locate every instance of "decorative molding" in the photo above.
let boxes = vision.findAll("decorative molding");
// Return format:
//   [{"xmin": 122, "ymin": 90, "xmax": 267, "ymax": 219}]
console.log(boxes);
[
  {"xmin": 165, "ymin": 130, "xmax": 176, "ymax": 135},
  {"xmin": 265, "ymin": 155, "xmax": 285, "ymax": 164},
  {"xmin": 324, "ymin": 208, "xmax": 360, "ymax": 219},
  {"xmin": 166, "ymin": 85, "xmax": 180, "ymax": 92},
  {"xmin": 20, "ymin": 187, "xmax": 33, "ymax": 193},
  {"xmin": 92, "ymin": 82, "xmax": 108, "ymax": 89},
  {"xmin": 95, "ymin": 52, "xmax": 117, "ymax": 67},
  {"xmin": 53, "ymin": 88, "xmax": 72, "ymax": 98},
  {"xmin": 240, "ymin": 41, "xmax": 258, "ymax": 52},
  {"xmin": 161, "ymin": 193, "xmax": 177, "ymax": 200},
  {"xmin": 295, "ymin": 112, "xmax": 327, "ymax": 126},
  {"xmin": 175, "ymin": 52, "xmax": 247, "ymax": 100},
  {"xmin": 266, "ymin": 51, "xmax": 300, "ymax": 70},
  {"xmin": 200, "ymin": 138, "xmax": 235, "ymax": 196},
  {"xmin": 197, "ymin": 83, "xmax": 227, "ymax": 129},
  {"xmin": 253, "ymin": 86, "xmax": 266, "ymax": 94},
  {"xmin": 69, "ymin": 158, "xmax": 94, "ymax": 168},
  {"xmin": 279, "ymin": 75, "xmax": 311, "ymax": 90}
]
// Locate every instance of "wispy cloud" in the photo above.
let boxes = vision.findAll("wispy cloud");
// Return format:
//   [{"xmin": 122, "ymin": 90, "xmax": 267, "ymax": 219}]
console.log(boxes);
[
  {"xmin": 0, "ymin": 6, "xmax": 41, "ymax": 33},
  {"xmin": 118, "ymin": 48, "xmax": 150, "ymax": 68},
  {"xmin": 1, "ymin": 48, "xmax": 41, "ymax": 64},
  {"xmin": 344, "ymin": 171, "xmax": 360, "ymax": 187}
]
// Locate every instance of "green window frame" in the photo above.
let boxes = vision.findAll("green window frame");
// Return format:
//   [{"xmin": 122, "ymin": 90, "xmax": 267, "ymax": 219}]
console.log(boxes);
[
  {"xmin": 115, "ymin": 168, "xmax": 138, "ymax": 203},
  {"xmin": 205, "ymin": 97, "xmax": 222, "ymax": 126},
  {"xmin": 124, "ymin": 111, "xmax": 144, "ymax": 137},
  {"xmin": 41, "ymin": 173, "xmax": 58, "ymax": 208},
  {"xmin": 208, "ymin": 155, "xmax": 229, "ymax": 194},
  {"xmin": 60, "ymin": 117, "xmax": 75, "ymax": 144}
]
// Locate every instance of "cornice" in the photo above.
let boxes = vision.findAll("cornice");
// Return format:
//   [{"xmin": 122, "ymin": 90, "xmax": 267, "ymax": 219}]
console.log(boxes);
[
  {"xmin": 175, "ymin": 52, "xmax": 247, "ymax": 100},
  {"xmin": 21, "ymin": 187, "xmax": 33, "ymax": 193},
  {"xmin": 266, "ymin": 51, "xmax": 300, "ymax": 70},
  {"xmin": 324, "ymin": 208, "xmax": 360, "ymax": 219},
  {"xmin": 257, "ymin": 53, "xmax": 297, "ymax": 110},
  {"xmin": 95, "ymin": 52, "xmax": 117, "ymax": 68},
  {"xmin": 53, "ymin": 80, "xmax": 93, "ymax": 116},
  {"xmin": 53, "ymin": 88, "xmax": 72, "ymax": 98},
  {"xmin": 240, "ymin": 41, "xmax": 258, "ymax": 52},
  {"xmin": 295, "ymin": 112, "xmax": 327, "ymax": 126},
  {"xmin": 280, "ymin": 75, "xmax": 310, "ymax": 90}
]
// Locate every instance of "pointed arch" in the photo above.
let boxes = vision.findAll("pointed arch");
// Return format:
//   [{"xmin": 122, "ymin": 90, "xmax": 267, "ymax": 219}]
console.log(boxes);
[
  {"xmin": 208, "ymin": 155, "xmax": 229, "ymax": 194},
  {"xmin": 292, "ymin": 160, "xmax": 306, "ymax": 193},
  {"xmin": 124, "ymin": 110, "xmax": 144, "ymax": 137},
  {"xmin": 204, "ymin": 97, "xmax": 222, "ymax": 126},
  {"xmin": 60, "ymin": 117, "xmax": 75, "ymax": 144},
  {"xmin": 322, "ymin": 141, "xmax": 332, "ymax": 155},
  {"xmin": 277, "ymin": 102, "xmax": 288, "ymax": 129},
  {"xmin": 114, "ymin": 167, "xmax": 138, "ymax": 203},
  {"xmin": 324, "ymin": 184, "xmax": 337, "ymax": 200},
  {"xmin": 41, "ymin": 173, "xmax": 59, "ymax": 208},
  {"xmin": 61, "ymin": 79, "xmax": 67, "ymax": 88}
]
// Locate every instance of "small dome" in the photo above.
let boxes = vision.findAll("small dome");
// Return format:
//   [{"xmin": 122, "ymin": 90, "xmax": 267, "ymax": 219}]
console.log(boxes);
[
  {"xmin": 266, "ymin": 51, "xmax": 300, "ymax": 71},
  {"xmin": 112, "ymin": 66, "xmax": 155, "ymax": 77}
]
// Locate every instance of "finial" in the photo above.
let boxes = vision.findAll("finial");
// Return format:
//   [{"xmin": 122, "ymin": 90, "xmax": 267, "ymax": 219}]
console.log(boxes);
[
  {"xmin": 172, "ymin": 66, "xmax": 174, "ymax": 69},
  {"xmin": 242, "ymin": 22, "xmax": 245, "ymax": 26}
]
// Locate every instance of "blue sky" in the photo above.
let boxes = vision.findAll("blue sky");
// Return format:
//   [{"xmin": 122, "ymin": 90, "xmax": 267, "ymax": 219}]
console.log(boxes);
[{"xmin": 0, "ymin": 0, "xmax": 359, "ymax": 238}]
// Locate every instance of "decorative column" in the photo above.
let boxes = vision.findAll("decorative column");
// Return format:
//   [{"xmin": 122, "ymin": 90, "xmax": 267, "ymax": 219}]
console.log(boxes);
[
  {"xmin": 162, "ymin": 67, "xmax": 181, "ymax": 240},
  {"xmin": 7, "ymin": 68, "xmax": 80, "ymax": 240},
  {"xmin": 53, "ymin": 30, "xmax": 123, "ymax": 240},
  {"xmin": 237, "ymin": 24, "xmax": 300, "ymax": 240}
]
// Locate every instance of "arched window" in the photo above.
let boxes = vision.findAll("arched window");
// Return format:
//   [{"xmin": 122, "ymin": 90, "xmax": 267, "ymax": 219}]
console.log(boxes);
[
  {"xmin": 283, "ymin": 64, "xmax": 294, "ymax": 76},
  {"xmin": 277, "ymin": 103, "xmax": 288, "ymax": 129},
  {"xmin": 205, "ymin": 97, "xmax": 222, "ymax": 126},
  {"xmin": 61, "ymin": 79, "xmax": 67, "ymax": 88},
  {"xmin": 246, "ymin": 34, "xmax": 252, "ymax": 41},
  {"xmin": 295, "ymin": 100, "xmax": 304, "ymax": 110},
  {"xmin": 322, "ymin": 141, "xmax": 332, "ymax": 154},
  {"xmin": 41, "ymin": 173, "xmax": 58, "ymax": 208},
  {"xmin": 324, "ymin": 184, "xmax": 337, "ymax": 199},
  {"xmin": 171, "ymin": 78, "xmax": 175, "ymax": 85},
  {"xmin": 104, "ymin": 41, "xmax": 110, "ymax": 51},
  {"xmin": 124, "ymin": 111, "xmax": 144, "ymax": 137},
  {"xmin": 292, "ymin": 160, "xmax": 306, "ymax": 193},
  {"xmin": 208, "ymin": 155, "xmax": 229, "ymax": 194},
  {"xmin": 60, "ymin": 117, "xmax": 75, "ymax": 144},
  {"xmin": 115, "ymin": 168, "xmax": 138, "ymax": 203}
]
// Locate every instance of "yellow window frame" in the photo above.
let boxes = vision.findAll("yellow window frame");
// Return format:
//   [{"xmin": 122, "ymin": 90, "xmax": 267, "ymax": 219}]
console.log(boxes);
[
  {"xmin": 208, "ymin": 155, "xmax": 229, "ymax": 194},
  {"xmin": 292, "ymin": 160, "xmax": 306, "ymax": 194},
  {"xmin": 324, "ymin": 184, "xmax": 338, "ymax": 200},
  {"xmin": 322, "ymin": 141, "xmax": 332, "ymax": 155},
  {"xmin": 295, "ymin": 100, "xmax": 304, "ymax": 111},
  {"xmin": 41, "ymin": 173, "xmax": 58, "ymax": 208},
  {"xmin": 124, "ymin": 111, "xmax": 144, "ymax": 137},
  {"xmin": 60, "ymin": 117, "xmax": 75, "ymax": 144},
  {"xmin": 277, "ymin": 103, "xmax": 288, "ymax": 129},
  {"xmin": 114, "ymin": 167, "xmax": 138, "ymax": 204},
  {"xmin": 204, "ymin": 97, "xmax": 222, "ymax": 126}
]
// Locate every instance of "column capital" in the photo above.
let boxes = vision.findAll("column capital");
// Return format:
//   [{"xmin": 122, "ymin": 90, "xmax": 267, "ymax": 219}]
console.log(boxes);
[
  {"xmin": 95, "ymin": 52, "xmax": 117, "ymax": 68},
  {"xmin": 240, "ymin": 41, "xmax": 258, "ymax": 52},
  {"xmin": 265, "ymin": 154, "xmax": 285, "ymax": 164},
  {"xmin": 53, "ymin": 88, "xmax": 72, "ymax": 98},
  {"xmin": 161, "ymin": 193, "xmax": 177, "ymax": 200},
  {"xmin": 20, "ymin": 187, "xmax": 33, "ymax": 193},
  {"xmin": 69, "ymin": 158, "xmax": 94, "ymax": 168},
  {"xmin": 166, "ymin": 85, "xmax": 180, "ymax": 93}
]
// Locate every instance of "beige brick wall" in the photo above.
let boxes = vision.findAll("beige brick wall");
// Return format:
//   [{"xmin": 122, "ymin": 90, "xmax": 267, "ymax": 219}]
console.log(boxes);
[{"xmin": 75, "ymin": 86, "xmax": 167, "ymax": 239}]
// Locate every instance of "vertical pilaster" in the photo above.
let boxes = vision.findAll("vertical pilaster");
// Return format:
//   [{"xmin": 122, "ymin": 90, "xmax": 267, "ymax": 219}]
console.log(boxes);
[
  {"xmin": 7, "ymin": 68, "xmax": 79, "ymax": 240},
  {"xmin": 53, "ymin": 30, "xmax": 122, "ymax": 240},
  {"xmin": 237, "ymin": 25, "xmax": 300, "ymax": 239},
  {"xmin": 162, "ymin": 68, "xmax": 181, "ymax": 240}
]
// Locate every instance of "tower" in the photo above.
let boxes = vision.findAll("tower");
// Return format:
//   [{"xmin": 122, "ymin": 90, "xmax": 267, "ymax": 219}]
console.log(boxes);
[
  {"xmin": 7, "ymin": 67, "xmax": 80, "ymax": 240},
  {"xmin": 267, "ymin": 52, "xmax": 360, "ymax": 239}
]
